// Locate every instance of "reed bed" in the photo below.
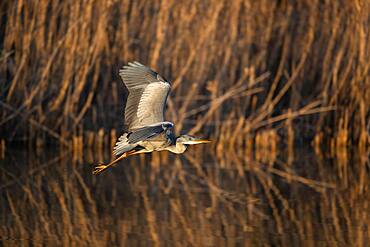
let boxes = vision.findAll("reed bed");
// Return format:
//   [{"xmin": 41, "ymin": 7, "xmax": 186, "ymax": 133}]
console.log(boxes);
[
  {"xmin": 1, "ymin": 1, "xmax": 369, "ymax": 245},
  {"xmin": 0, "ymin": 0, "xmax": 368, "ymax": 150}
]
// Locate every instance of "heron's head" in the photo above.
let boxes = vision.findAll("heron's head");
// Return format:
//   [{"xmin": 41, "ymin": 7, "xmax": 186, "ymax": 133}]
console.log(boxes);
[
  {"xmin": 167, "ymin": 135, "xmax": 210, "ymax": 154},
  {"xmin": 176, "ymin": 135, "xmax": 211, "ymax": 146}
]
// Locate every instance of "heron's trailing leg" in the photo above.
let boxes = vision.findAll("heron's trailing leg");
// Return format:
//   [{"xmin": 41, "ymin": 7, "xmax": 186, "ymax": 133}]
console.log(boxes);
[{"xmin": 93, "ymin": 150, "xmax": 140, "ymax": 175}]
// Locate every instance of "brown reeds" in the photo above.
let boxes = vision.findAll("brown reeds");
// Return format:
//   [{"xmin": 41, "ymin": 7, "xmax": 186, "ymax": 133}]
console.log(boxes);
[
  {"xmin": 0, "ymin": 0, "xmax": 368, "ymax": 151},
  {"xmin": 0, "ymin": 139, "xmax": 5, "ymax": 159}
]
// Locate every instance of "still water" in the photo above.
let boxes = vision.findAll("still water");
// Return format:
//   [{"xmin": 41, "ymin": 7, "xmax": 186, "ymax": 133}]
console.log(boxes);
[{"xmin": 0, "ymin": 145, "xmax": 369, "ymax": 246}]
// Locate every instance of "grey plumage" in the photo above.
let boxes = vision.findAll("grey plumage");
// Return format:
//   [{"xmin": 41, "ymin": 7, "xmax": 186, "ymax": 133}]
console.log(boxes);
[
  {"xmin": 127, "ymin": 122, "xmax": 174, "ymax": 144},
  {"xmin": 119, "ymin": 61, "xmax": 170, "ymax": 130},
  {"xmin": 113, "ymin": 133, "xmax": 135, "ymax": 156}
]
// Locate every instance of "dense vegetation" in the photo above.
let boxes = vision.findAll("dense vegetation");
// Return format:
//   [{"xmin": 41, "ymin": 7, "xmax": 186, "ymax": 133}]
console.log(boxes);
[{"xmin": 0, "ymin": 0, "xmax": 368, "ymax": 148}]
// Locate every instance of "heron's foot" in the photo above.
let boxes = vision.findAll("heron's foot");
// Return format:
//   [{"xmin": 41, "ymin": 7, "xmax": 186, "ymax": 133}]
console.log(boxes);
[{"xmin": 93, "ymin": 164, "xmax": 109, "ymax": 175}]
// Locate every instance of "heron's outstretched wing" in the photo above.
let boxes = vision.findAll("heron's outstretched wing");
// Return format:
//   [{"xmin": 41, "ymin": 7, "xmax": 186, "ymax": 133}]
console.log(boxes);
[{"xmin": 119, "ymin": 62, "xmax": 171, "ymax": 130}]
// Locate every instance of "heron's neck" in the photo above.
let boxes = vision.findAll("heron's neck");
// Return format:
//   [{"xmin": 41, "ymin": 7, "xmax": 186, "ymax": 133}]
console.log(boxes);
[{"xmin": 166, "ymin": 141, "xmax": 187, "ymax": 154}]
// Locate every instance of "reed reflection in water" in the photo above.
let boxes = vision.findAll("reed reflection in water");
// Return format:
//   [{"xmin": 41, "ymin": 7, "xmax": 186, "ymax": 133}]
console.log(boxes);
[{"xmin": 0, "ymin": 146, "xmax": 369, "ymax": 246}]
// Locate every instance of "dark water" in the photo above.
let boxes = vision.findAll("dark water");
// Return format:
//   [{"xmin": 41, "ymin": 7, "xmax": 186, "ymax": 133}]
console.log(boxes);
[{"xmin": 0, "ymin": 145, "xmax": 369, "ymax": 246}]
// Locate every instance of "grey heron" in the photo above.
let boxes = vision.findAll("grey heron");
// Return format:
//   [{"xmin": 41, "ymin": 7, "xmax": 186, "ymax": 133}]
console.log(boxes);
[{"xmin": 93, "ymin": 62, "xmax": 210, "ymax": 174}]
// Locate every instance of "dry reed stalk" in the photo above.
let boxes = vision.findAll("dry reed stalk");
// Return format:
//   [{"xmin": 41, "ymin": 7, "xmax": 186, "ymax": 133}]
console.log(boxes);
[
  {"xmin": 0, "ymin": 139, "xmax": 5, "ymax": 159},
  {"xmin": 6, "ymin": 192, "xmax": 27, "ymax": 241},
  {"xmin": 313, "ymin": 131, "xmax": 323, "ymax": 156},
  {"xmin": 86, "ymin": 131, "xmax": 95, "ymax": 148},
  {"xmin": 170, "ymin": 199, "xmax": 195, "ymax": 245},
  {"xmin": 141, "ymin": 190, "xmax": 160, "ymax": 246}
]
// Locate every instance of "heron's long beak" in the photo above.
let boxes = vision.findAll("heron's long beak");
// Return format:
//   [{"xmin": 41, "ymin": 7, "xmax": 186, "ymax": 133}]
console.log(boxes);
[{"xmin": 184, "ymin": 139, "xmax": 211, "ymax": 145}]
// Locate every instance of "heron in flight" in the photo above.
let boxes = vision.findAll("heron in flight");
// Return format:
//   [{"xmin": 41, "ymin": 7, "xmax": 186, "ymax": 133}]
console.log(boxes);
[{"xmin": 93, "ymin": 62, "xmax": 210, "ymax": 174}]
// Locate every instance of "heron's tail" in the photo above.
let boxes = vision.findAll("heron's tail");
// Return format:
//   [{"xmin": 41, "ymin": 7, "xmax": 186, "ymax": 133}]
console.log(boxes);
[{"xmin": 113, "ymin": 133, "xmax": 135, "ymax": 156}]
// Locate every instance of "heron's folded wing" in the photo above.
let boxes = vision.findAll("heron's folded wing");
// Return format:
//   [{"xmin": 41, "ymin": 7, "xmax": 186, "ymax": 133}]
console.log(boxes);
[
  {"xmin": 119, "ymin": 62, "xmax": 171, "ymax": 130},
  {"xmin": 127, "ymin": 124, "xmax": 168, "ymax": 144}
]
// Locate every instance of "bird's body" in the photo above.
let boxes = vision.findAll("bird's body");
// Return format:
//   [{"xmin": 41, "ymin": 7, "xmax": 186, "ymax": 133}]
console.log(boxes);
[
  {"xmin": 114, "ymin": 122, "xmax": 177, "ymax": 155},
  {"xmin": 93, "ymin": 62, "xmax": 209, "ymax": 174}
]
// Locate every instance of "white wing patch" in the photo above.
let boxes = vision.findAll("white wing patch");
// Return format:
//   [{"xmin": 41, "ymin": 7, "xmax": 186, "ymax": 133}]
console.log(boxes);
[{"xmin": 137, "ymin": 82, "xmax": 170, "ymax": 126}]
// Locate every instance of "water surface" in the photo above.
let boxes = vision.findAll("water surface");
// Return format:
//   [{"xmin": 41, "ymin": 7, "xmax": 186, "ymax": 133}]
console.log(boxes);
[{"xmin": 0, "ymin": 146, "xmax": 368, "ymax": 246}]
